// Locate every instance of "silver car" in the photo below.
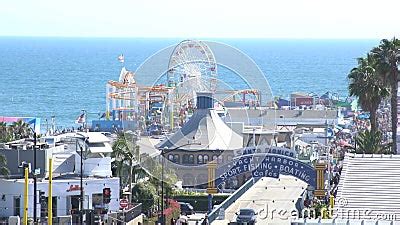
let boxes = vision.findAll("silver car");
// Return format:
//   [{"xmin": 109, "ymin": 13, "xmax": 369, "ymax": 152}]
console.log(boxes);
[{"xmin": 235, "ymin": 208, "xmax": 257, "ymax": 224}]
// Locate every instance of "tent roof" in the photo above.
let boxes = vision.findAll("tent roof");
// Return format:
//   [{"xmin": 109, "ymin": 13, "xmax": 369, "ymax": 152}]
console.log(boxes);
[{"xmin": 157, "ymin": 109, "xmax": 243, "ymax": 150}]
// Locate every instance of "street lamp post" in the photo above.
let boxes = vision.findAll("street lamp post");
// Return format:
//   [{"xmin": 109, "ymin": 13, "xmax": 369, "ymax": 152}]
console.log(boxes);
[
  {"xmin": 80, "ymin": 143, "xmax": 84, "ymax": 224},
  {"xmin": 161, "ymin": 149, "xmax": 165, "ymax": 224},
  {"xmin": 326, "ymin": 145, "xmax": 331, "ymax": 193},
  {"xmin": 75, "ymin": 133, "xmax": 88, "ymax": 224},
  {"xmin": 27, "ymin": 126, "xmax": 39, "ymax": 224},
  {"xmin": 33, "ymin": 131, "xmax": 37, "ymax": 224},
  {"xmin": 160, "ymin": 142, "xmax": 200, "ymax": 224}
]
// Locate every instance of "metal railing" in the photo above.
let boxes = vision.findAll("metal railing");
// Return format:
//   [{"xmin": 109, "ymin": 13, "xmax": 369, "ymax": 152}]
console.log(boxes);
[{"xmin": 108, "ymin": 203, "xmax": 142, "ymax": 224}]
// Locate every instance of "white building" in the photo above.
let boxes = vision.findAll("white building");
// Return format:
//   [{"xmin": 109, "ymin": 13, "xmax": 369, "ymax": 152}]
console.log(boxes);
[
  {"xmin": 0, "ymin": 132, "xmax": 120, "ymax": 223},
  {"xmin": 0, "ymin": 177, "xmax": 119, "ymax": 221},
  {"xmin": 69, "ymin": 132, "xmax": 113, "ymax": 177}
]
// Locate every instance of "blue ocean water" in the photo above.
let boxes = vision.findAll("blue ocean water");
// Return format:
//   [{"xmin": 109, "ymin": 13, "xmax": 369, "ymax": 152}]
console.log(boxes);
[{"xmin": 0, "ymin": 37, "xmax": 378, "ymax": 128}]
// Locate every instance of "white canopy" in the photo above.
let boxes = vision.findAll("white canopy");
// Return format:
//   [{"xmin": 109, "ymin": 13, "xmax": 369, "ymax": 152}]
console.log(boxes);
[{"xmin": 157, "ymin": 109, "xmax": 243, "ymax": 150}]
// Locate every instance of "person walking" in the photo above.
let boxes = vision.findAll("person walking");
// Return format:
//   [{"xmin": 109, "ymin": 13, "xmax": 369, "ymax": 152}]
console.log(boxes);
[{"xmin": 201, "ymin": 214, "xmax": 209, "ymax": 225}]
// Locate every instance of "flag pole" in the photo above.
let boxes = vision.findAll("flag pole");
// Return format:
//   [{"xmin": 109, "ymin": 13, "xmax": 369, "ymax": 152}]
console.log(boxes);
[
  {"xmin": 83, "ymin": 109, "xmax": 87, "ymax": 130},
  {"xmin": 118, "ymin": 54, "xmax": 125, "ymax": 66}
]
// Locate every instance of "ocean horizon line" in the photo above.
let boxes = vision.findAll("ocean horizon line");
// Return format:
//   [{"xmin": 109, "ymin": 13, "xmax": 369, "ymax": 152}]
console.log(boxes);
[{"xmin": 0, "ymin": 35, "xmax": 383, "ymax": 41}]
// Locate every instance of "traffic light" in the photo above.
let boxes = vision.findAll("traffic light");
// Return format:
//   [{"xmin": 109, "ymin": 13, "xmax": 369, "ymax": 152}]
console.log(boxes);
[
  {"xmin": 102, "ymin": 188, "xmax": 111, "ymax": 204},
  {"xmin": 39, "ymin": 191, "xmax": 46, "ymax": 203}
]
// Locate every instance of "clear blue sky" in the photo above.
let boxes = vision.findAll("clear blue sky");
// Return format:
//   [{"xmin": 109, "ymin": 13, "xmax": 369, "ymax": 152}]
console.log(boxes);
[{"xmin": 1, "ymin": 0, "xmax": 399, "ymax": 38}]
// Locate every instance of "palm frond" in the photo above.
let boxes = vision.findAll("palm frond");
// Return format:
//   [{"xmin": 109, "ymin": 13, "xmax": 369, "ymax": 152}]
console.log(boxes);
[{"xmin": 0, "ymin": 167, "xmax": 10, "ymax": 176}]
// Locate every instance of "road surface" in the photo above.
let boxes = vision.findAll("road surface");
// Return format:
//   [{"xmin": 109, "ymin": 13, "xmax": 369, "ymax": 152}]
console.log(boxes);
[{"xmin": 212, "ymin": 175, "xmax": 307, "ymax": 225}]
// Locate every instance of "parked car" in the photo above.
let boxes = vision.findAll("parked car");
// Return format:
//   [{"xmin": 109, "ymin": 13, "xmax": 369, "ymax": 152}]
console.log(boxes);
[
  {"xmin": 235, "ymin": 208, "xmax": 257, "ymax": 224},
  {"xmin": 179, "ymin": 202, "xmax": 195, "ymax": 215}
]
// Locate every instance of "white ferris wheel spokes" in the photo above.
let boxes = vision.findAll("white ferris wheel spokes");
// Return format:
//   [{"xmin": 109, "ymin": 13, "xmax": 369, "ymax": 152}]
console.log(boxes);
[{"xmin": 168, "ymin": 40, "xmax": 217, "ymax": 93}]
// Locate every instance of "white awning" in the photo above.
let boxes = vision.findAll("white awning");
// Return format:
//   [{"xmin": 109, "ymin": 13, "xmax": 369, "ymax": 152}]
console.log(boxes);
[
  {"xmin": 88, "ymin": 142, "xmax": 113, "ymax": 153},
  {"xmin": 76, "ymin": 132, "xmax": 110, "ymax": 143}
]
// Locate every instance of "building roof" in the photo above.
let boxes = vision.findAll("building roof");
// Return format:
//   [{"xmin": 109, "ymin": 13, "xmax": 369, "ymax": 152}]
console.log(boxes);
[
  {"xmin": 335, "ymin": 153, "xmax": 400, "ymax": 220},
  {"xmin": 2, "ymin": 176, "xmax": 119, "ymax": 184},
  {"xmin": 88, "ymin": 142, "xmax": 113, "ymax": 153},
  {"xmin": 76, "ymin": 132, "xmax": 110, "ymax": 143},
  {"xmin": 226, "ymin": 108, "xmax": 338, "ymax": 119},
  {"xmin": 224, "ymin": 108, "xmax": 338, "ymax": 129},
  {"xmin": 157, "ymin": 109, "xmax": 243, "ymax": 150}
]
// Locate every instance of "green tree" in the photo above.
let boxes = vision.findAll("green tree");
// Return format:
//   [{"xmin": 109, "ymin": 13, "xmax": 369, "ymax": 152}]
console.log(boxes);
[
  {"xmin": 8, "ymin": 120, "xmax": 32, "ymax": 140},
  {"xmin": 111, "ymin": 132, "xmax": 138, "ymax": 203},
  {"xmin": 131, "ymin": 154, "xmax": 177, "ymax": 216},
  {"xmin": 355, "ymin": 130, "xmax": 391, "ymax": 154},
  {"xmin": 348, "ymin": 54, "xmax": 389, "ymax": 133},
  {"xmin": 372, "ymin": 38, "xmax": 400, "ymax": 152},
  {"xmin": 140, "ymin": 154, "xmax": 178, "ymax": 186},
  {"xmin": 0, "ymin": 154, "xmax": 10, "ymax": 176},
  {"xmin": 131, "ymin": 181, "xmax": 159, "ymax": 214},
  {"xmin": 0, "ymin": 122, "xmax": 12, "ymax": 143}
]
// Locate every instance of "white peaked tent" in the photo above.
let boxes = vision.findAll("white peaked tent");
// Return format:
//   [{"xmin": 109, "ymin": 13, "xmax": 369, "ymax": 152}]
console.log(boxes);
[{"xmin": 157, "ymin": 109, "xmax": 243, "ymax": 150}]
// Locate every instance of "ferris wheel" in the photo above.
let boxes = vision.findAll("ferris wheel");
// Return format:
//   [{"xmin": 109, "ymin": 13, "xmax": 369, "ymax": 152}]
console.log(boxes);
[{"xmin": 167, "ymin": 40, "xmax": 217, "ymax": 93}]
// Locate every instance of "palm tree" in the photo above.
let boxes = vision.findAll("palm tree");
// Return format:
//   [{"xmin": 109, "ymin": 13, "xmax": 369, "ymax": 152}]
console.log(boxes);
[
  {"xmin": 0, "ymin": 154, "xmax": 10, "ymax": 176},
  {"xmin": 10, "ymin": 120, "xmax": 32, "ymax": 140},
  {"xmin": 0, "ymin": 122, "xmax": 16, "ymax": 143},
  {"xmin": 112, "ymin": 132, "xmax": 138, "ymax": 203},
  {"xmin": 112, "ymin": 133, "xmax": 129, "ymax": 177},
  {"xmin": 348, "ymin": 54, "xmax": 389, "ymax": 134},
  {"xmin": 372, "ymin": 38, "xmax": 400, "ymax": 152},
  {"xmin": 0, "ymin": 122, "xmax": 10, "ymax": 143},
  {"xmin": 355, "ymin": 130, "xmax": 391, "ymax": 154}
]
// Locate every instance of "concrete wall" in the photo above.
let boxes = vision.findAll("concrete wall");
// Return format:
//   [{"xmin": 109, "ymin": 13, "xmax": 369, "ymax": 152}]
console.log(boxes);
[
  {"xmin": 74, "ymin": 154, "xmax": 112, "ymax": 177},
  {"xmin": 0, "ymin": 146, "xmax": 68, "ymax": 178},
  {"xmin": 0, "ymin": 148, "xmax": 46, "ymax": 178},
  {"xmin": 127, "ymin": 215, "xmax": 143, "ymax": 225},
  {"xmin": 0, "ymin": 179, "xmax": 26, "ymax": 217}
]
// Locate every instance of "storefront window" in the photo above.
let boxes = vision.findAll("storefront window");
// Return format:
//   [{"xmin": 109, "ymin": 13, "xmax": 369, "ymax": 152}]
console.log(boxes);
[
  {"xmin": 92, "ymin": 193, "xmax": 103, "ymax": 209},
  {"xmin": 69, "ymin": 195, "xmax": 80, "ymax": 215},
  {"xmin": 13, "ymin": 197, "xmax": 20, "ymax": 217}
]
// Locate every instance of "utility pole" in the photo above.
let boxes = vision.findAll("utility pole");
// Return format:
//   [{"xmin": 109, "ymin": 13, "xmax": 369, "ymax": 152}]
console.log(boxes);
[
  {"xmin": 80, "ymin": 143, "xmax": 84, "ymax": 224},
  {"xmin": 161, "ymin": 152, "xmax": 165, "ymax": 224},
  {"xmin": 33, "ymin": 132, "xmax": 37, "ymax": 224},
  {"xmin": 75, "ymin": 133, "xmax": 88, "ymax": 224},
  {"xmin": 23, "ymin": 167, "xmax": 29, "ymax": 225},
  {"xmin": 48, "ymin": 158, "xmax": 53, "ymax": 225}
]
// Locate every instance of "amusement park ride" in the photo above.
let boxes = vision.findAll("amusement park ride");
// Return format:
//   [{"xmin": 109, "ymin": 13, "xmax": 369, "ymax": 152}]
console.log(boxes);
[{"xmin": 92, "ymin": 40, "xmax": 262, "ymax": 132}]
